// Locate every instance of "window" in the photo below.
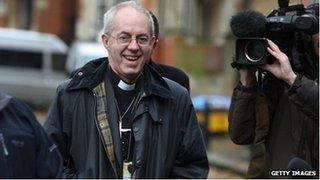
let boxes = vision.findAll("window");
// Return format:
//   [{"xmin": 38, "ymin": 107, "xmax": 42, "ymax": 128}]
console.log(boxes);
[
  {"xmin": 0, "ymin": 49, "xmax": 66, "ymax": 71},
  {"xmin": 0, "ymin": 50, "xmax": 42, "ymax": 69}
]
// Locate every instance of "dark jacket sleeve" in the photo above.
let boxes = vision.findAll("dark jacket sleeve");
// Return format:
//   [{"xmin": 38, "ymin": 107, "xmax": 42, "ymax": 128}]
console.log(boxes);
[
  {"xmin": 170, "ymin": 89, "xmax": 209, "ymax": 178},
  {"xmin": 34, "ymin": 121, "xmax": 63, "ymax": 178},
  {"xmin": 44, "ymin": 82, "xmax": 77, "ymax": 178},
  {"xmin": 287, "ymin": 74, "xmax": 319, "ymax": 121},
  {"xmin": 228, "ymin": 82, "xmax": 257, "ymax": 145},
  {"xmin": 11, "ymin": 97, "xmax": 63, "ymax": 178}
]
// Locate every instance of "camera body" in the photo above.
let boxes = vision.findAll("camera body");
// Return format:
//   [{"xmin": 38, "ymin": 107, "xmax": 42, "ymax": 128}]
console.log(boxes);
[
  {"xmin": 267, "ymin": 4, "xmax": 319, "ymax": 35},
  {"xmin": 233, "ymin": 1, "xmax": 319, "ymax": 67}
]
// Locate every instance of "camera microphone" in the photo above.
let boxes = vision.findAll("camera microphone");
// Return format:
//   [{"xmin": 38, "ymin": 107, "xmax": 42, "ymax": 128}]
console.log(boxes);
[
  {"xmin": 230, "ymin": 10, "xmax": 267, "ymax": 38},
  {"xmin": 230, "ymin": 10, "xmax": 272, "ymax": 67},
  {"xmin": 286, "ymin": 157, "xmax": 317, "ymax": 178},
  {"xmin": 287, "ymin": 157, "xmax": 313, "ymax": 171}
]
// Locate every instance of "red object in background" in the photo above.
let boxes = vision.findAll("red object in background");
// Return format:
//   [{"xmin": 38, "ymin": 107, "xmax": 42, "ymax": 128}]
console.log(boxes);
[{"xmin": 152, "ymin": 37, "xmax": 175, "ymax": 66}]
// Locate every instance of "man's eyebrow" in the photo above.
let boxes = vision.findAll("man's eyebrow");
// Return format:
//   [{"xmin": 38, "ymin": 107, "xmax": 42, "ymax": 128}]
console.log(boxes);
[
  {"xmin": 117, "ymin": 31, "xmax": 149, "ymax": 36},
  {"xmin": 117, "ymin": 31, "xmax": 130, "ymax": 36}
]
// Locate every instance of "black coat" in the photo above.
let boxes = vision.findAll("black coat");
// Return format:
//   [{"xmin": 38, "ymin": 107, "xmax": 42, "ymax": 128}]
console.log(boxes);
[
  {"xmin": 44, "ymin": 58, "xmax": 208, "ymax": 178},
  {"xmin": 0, "ymin": 92, "xmax": 62, "ymax": 178}
]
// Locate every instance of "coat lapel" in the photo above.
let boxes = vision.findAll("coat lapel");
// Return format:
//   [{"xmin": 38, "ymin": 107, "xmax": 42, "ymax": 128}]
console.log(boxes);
[{"xmin": 93, "ymin": 81, "xmax": 118, "ymax": 176}]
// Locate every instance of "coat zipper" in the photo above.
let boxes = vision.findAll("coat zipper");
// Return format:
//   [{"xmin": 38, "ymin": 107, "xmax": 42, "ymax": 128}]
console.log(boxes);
[
  {"xmin": 0, "ymin": 133, "xmax": 9, "ymax": 156},
  {"xmin": 130, "ymin": 91, "xmax": 146, "ymax": 178},
  {"xmin": 0, "ymin": 133, "xmax": 11, "ymax": 177}
]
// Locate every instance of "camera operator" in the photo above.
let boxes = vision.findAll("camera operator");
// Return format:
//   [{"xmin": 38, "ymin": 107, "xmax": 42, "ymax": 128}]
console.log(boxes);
[{"xmin": 228, "ymin": 32, "xmax": 319, "ymax": 178}]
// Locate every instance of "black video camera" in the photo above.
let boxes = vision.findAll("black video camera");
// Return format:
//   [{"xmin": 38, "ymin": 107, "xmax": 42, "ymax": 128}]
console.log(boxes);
[
  {"xmin": 232, "ymin": 0, "xmax": 319, "ymax": 69},
  {"xmin": 235, "ymin": 38, "xmax": 271, "ymax": 65}
]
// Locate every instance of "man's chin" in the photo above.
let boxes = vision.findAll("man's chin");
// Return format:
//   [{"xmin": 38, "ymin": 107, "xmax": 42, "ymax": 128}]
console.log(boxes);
[{"xmin": 121, "ymin": 71, "xmax": 142, "ymax": 83}]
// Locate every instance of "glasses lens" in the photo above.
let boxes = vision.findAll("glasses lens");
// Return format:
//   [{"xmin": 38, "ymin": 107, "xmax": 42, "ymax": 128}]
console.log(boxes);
[
  {"xmin": 137, "ymin": 36, "xmax": 149, "ymax": 45},
  {"xmin": 118, "ymin": 35, "xmax": 131, "ymax": 44},
  {"xmin": 114, "ymin": 34, "xmax": 153, "ymax": 46}
]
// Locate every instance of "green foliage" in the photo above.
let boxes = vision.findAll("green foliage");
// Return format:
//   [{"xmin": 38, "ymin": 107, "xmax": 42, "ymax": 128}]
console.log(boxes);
[
  {"xmin": 175, "ymin": 38, "xmax": 213, "ymax": 77},
  {"xmin": 176, "ymin": 45, "xmax": 205, "ymax": 76}
]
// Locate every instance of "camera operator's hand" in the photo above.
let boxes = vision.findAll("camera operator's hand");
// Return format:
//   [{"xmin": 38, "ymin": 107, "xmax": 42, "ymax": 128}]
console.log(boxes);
[
  {"xmin": 261, "ymin": 39, "xmax": 297, "ymax": 86},
  {"xmin": 239, "ymin": 67, "xmax": 256, "ymax": 87}
]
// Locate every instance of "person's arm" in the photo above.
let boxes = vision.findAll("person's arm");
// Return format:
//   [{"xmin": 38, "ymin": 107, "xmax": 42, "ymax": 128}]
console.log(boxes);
[
  {"xmin": 35, "ymin": 122, "xmax": 63, "ymax": 178},
  {"xmin": 44, "ymin": 83, "xmax": 77, "ymax": 178},
  {"xmin": 228, "ymin": 67, "xmax": 257, "ymax": 145},
  {"xmin": 287, "ymin": 74, "xmax": 319, "ymax": 121},
  {"xmin": 170, "ymin": 90, "xmax": 209, "ymax": 178},
  {"xmin": 261, "ymin": 39, "xmax": 318, "ymax": 121}
]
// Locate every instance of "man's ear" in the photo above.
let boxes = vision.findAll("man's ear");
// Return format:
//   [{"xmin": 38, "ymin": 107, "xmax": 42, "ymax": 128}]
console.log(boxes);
[
  {"xmin": 152, "ymin": 38, "xmax": 159, "ymax": 49},
  {"xmin": 101, "ymin": 34, "xmax": 110, "ymax": 50}
]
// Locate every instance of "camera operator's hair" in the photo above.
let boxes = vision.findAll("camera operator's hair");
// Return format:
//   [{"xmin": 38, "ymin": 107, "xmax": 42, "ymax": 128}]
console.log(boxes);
[{"xmin": 102, "ymin": 1, "xmax": 154, "ymax": 36}]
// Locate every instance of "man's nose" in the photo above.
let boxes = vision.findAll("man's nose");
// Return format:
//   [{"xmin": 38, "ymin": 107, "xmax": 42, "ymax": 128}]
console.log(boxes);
[{"xmin": 127, "ymin": 39, "xmax": 140, "ymax": 51}]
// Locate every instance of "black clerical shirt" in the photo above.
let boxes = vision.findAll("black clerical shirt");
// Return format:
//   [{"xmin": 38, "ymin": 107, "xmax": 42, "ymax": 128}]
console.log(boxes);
[{"xmin": 107, "ymin": 67, "xmax": 141, "ymax": 162}]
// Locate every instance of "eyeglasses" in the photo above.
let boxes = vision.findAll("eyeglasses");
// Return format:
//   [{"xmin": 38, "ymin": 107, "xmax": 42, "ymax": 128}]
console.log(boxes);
[{"xmin": 107, "ymin": 33, "xmax": 155, "ymax": 46}]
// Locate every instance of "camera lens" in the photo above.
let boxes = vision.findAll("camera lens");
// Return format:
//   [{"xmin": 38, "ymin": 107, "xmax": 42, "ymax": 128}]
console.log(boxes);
[{"xmin": 244, "ymin": 40, "xmax": 265, "ymax": 62}]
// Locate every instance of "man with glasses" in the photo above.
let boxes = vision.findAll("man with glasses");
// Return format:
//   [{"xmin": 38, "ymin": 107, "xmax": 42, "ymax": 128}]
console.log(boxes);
[{"xmin": 44, "ymin": 1, "xmax": 208, "ymax": 179}]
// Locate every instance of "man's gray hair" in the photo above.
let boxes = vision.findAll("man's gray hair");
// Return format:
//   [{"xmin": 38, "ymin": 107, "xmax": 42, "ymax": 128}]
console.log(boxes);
[{"xmin": 102, "ymin": 1, "xmax": 154, "ymax": 36}]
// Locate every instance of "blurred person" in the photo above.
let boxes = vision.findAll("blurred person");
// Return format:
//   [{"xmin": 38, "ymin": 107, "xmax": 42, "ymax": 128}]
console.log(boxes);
[
  {"xmin": 147, "ymin": 11, "xmax": 190, "ymax": 92},
  {"xmin": 0, "ymin": 91, "xmax": 62, "ymax": 178},
  {"xmin": 228, "ymin": 36, "xmax": 319, "ymax": 177},
  {"xmin": 44, "ymin": 1, "xmax": 208, "ymax": 179}
]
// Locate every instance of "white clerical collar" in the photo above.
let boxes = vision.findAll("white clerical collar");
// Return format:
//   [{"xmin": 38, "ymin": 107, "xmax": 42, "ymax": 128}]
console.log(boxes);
[{"xmin": 118, "ymin": 80, "xmax": 135, "ymax": 91}]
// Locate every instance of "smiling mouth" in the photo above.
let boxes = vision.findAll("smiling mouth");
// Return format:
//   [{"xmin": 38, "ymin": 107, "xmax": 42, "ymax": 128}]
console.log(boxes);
[{"xmin": 123, "ymin": 55, "xmax": 141, "ymax": 61}]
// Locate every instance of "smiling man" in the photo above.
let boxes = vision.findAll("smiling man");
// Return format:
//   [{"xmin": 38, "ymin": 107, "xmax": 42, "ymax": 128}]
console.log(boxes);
[
  {"xmin": 44, "ymin": 1, "xmax": 208, "ymax": 179},
  {"xmin": 101, "ymin": 4, "xmax": 153, "ymax": 83}
]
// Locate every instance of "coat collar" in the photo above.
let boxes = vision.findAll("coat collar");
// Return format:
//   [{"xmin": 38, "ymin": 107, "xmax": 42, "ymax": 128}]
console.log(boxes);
[
  {"xmin": 66, "ymin": 57, "xmax": 172, "ymax": 99},
  {"xmin": 67, "ymin": 57, "xmax": 107, "ymax": 90}
]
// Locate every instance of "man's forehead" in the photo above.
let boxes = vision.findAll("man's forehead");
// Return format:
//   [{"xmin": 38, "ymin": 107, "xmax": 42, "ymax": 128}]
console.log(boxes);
[
  {"xmin": 114, "ymin": 7, "xmax": 149, "ymax": 23},
  {"xmin": 113, "ymin": 7, "xmax": 150, "ymax": 34}
]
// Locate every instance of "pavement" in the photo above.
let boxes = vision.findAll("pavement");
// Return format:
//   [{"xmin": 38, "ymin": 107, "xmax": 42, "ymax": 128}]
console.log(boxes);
[{"xmin": 206, "ymin": 134, "xmax": 250, "ymax": 178}]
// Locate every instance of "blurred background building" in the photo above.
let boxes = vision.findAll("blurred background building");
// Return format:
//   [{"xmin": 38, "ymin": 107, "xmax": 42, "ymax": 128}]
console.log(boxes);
[{"xmin": 0, "ymin": 0, "xmax": 311, "ymax": 95}]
